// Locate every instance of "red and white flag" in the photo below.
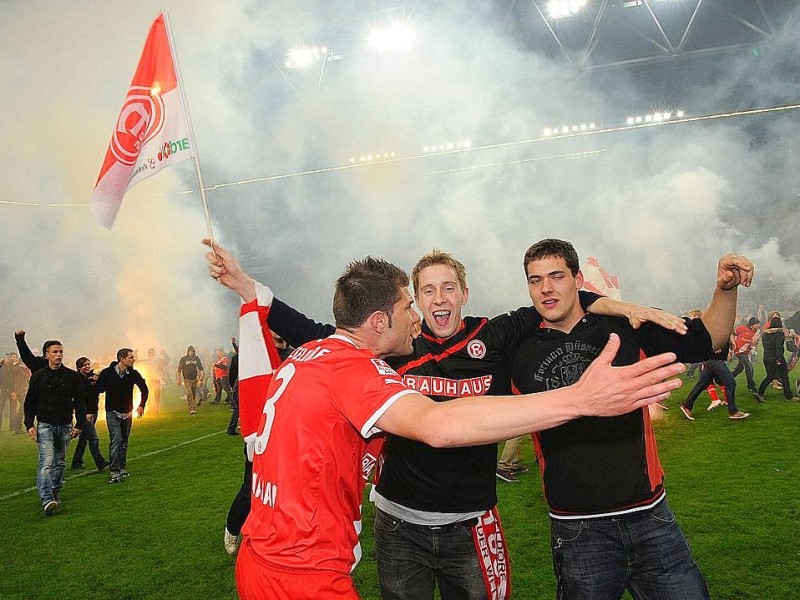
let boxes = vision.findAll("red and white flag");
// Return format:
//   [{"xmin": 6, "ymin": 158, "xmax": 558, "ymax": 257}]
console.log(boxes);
[
  {"xmin": 582, "ymin": 256, "xmax": 622, "ymax": 300},
  {"xmin": 90, "ymin": 12, "xmax": 192, "ymax": 229}
]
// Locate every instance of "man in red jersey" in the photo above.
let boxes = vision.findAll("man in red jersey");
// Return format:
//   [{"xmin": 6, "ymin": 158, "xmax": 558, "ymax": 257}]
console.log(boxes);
[{"xmin": 204, "ymin": 239, "xmax": 685, "ymax": 600}]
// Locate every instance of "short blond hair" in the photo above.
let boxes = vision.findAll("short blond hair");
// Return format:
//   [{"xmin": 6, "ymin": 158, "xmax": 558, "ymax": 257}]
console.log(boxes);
[{"xmin": 411, "ymin": 250, "xmax": 467, "ymax": 296}]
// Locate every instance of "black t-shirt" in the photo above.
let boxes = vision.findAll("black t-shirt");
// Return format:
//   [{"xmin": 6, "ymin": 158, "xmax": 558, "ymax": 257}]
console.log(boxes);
[{"xmin": 510, "ymin": 314, "xmax": 712, "ymax": 518}]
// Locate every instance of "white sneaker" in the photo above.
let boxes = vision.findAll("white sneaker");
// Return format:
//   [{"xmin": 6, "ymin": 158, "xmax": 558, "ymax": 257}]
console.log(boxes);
[
  {"xmin": 224, "ymin": 527, "xmax": 241, "ymax": 556},
  {"xmin": 707, "ymin": 400, "xmax": 723, "ymax": 412}
]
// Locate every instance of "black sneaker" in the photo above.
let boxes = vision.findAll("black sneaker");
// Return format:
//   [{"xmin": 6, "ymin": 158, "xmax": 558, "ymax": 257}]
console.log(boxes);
[
  {"xmin": 97, "ymin": 461, "xmax": 110, "ymax": 472},
  {"xmin": 495, "ymin": 468, "xmax": 518, "ymax": 483},
  {"xmin": 753, "ymin": 392, "xmax": 765, "ymax": 403},
  {"xmin": 509, "ymin": 464, "xmax": 530, "ymax": 474},
  {"xmin": 70, "ymin": 464, "xmax": 85, "ymax": 470}
]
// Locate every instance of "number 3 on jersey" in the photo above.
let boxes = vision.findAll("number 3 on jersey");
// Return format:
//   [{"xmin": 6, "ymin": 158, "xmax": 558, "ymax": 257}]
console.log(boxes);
[{"xmin": 253, "ymin": 363, "xmax": 295, "ymax": 455}]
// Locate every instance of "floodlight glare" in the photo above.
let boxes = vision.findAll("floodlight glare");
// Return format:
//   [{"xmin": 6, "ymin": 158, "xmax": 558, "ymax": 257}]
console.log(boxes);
[
  {"xmin": 368, "ymin": 23, "xmax": 416, "ymax": 51},
  {"xmin": 676, "ymin": 110, "xmax": 685, "ymax": 118},
  {"xmin": 627, "ymin": 117, "xmax": 635, "ymax": 125},
  {"xmin": 285, "ymin": 46, "xmax": 324, "ymax": 69},
  {"xmin": 547, "ymin": 0, "xmax": 588, "ymax": 19}
]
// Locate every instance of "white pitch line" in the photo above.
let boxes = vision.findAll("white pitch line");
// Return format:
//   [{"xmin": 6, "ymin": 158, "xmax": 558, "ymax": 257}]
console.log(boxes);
[{"xmin": 0, "ymin": 429, "xmax": 227, "ymax": 501}]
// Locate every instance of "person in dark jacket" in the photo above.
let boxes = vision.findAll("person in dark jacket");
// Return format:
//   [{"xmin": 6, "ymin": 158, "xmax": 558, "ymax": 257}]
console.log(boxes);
[
  {"xmin": 96, "ymin": 348, "xmax": 148, "ymax": 483},
  {"xmin": 70, "ymin": 357, "xmax": 109, "ymax": 472},
  {"xmin": 755, "ymin": 316, "xmax": 797, "ymax": 401},
  {"xmin": 23, "ymin": 340, "xmax": 85, "ymax": 516}
]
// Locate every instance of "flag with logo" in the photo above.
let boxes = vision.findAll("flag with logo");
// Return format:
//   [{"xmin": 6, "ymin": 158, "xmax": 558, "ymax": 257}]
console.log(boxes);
[{"xmin": 90, "ymin": 12, "xmax": 192, "ymax": 229}]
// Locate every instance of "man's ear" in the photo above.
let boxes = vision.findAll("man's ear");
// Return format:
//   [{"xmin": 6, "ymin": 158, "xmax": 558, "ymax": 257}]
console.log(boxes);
[
  {"xmin": 368, "ymin": 310, "xmax": 387, "ymax": 334},
  {"xmin": 575, "ymin": 270, "xmax": 584, "ymax": 289}
]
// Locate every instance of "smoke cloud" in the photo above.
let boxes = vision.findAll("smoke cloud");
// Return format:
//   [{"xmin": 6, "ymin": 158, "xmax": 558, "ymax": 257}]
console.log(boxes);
[{"xmin": 2, "ymin": 0, "xmax": 799, "ymax": 363}]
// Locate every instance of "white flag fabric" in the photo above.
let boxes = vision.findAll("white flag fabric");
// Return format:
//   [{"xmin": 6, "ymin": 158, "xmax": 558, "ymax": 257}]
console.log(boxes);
[
  {"xmin": 582, "ymin": 256, "xmax": 622, "ymax": 300},
  {"xmin": 90, "ymin": 12, "xmax": 192, "ymax": 229}
]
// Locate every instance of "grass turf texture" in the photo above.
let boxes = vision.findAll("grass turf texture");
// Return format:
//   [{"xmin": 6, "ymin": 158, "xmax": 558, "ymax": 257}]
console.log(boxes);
[{"xmin": 1, "ymin": 369, "xmax": 798, "ymax": 599}]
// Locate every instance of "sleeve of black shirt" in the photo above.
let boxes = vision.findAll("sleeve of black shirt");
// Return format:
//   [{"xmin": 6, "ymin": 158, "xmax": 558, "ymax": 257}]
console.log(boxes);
[
  {"xmin": 72, "ymin": 371, "xmax": 87, "ymax": 427},
  {"xmin": 15, "ymin": 332, "xmax": 47, "ymax": 373},
  {"xmin": 23, "ymin": 371, "xmax": 41, "ymax": 430},
  {"xmin": 269, "ymin": 297, "xmax": 336, "ymax": 348}
]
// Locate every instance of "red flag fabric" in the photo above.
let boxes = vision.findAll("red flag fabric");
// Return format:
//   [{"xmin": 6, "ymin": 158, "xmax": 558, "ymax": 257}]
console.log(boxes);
[
  {"xmin": 238, "ymin": 282, "xmax": 283, "ymax": 460},
  {"xmin": 90, "ymin": 12, "xmax": 192, "ymax": 228}
]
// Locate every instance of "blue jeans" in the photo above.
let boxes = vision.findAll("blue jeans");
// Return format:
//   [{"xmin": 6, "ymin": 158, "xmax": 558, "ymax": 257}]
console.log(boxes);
[
  {"xmin": 374, "ymin": 508, "xmax": 488, "ymax": 600},
  {"xmin": 730, "ymin": 353, "xmax": 756, "ymax": 390},
  {"xmin": 106, "ymin": 411, "xmax": 132, "ymax": 474},
  {"xmin": 71, "ymin": 417, "xmax": 107, "ymax": 468},
  {"xmin": 683, "ymin": 359, "xmax": 739, "ymax": 415},
  {"xmin": 551, "ymin": 500, "xmax": 709, "ymax": 600},
  {"xmin": 36, "ymin": 422, "xmax": 72, "ymax": 505}
]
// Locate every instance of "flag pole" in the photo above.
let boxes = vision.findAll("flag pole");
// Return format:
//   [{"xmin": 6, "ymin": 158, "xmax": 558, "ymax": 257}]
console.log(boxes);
[{"xmin": 162, "ymin": 9, "xmax": 215, "ymax": 246}]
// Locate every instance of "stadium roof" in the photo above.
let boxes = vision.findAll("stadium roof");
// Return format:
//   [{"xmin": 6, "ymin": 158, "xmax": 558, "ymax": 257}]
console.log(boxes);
[{"xmin": 503, "ymin": 0, "xmax": 799, "ymax": 70}]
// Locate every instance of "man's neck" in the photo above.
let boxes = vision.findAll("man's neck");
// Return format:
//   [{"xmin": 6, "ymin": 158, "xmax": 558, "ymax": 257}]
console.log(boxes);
[{"xmin": 543, "ymin": 310, "xmax": 586, "ymax": 333}]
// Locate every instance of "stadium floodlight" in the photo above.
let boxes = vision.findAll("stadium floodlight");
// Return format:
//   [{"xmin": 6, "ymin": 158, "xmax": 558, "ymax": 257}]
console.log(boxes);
[
  {"xmin": 368, "ymin": 23, "xmax": 416, "ymax": 51},
  {"xmin": 284, "ymin": 46, "xmax": 328, "ymax": 69},
  {"xmin": 547, "ymin": 0, "xmax": 588, "ymax": 19}
]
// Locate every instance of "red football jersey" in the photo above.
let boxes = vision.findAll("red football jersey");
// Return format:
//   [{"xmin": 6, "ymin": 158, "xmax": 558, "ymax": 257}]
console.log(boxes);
[{"xmin": 241, "ymin": 334, "xmax": 415, "ymax": 574}]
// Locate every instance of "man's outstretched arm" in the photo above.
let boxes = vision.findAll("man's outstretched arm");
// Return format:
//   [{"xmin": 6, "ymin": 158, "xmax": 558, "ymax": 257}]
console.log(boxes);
[{"xmin": 378, "ymin": 334, "xmax": 684, "ymax": 448}]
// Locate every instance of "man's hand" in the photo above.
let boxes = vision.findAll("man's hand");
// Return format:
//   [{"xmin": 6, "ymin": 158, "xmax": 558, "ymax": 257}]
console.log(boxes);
[
  {"xmin": 15, "ymin": 329, "xmax": 25, "ymax": 336},
  {"xmin": 86, "ymin": 413, "xmax": 96, "ymax": 424},
  {"xmin": 203, "ymin": 239, "xmax": 256, "ymax": 302},
  {"xmin": 628, "ymin": 306, "xmax": 688, "ymax": 335},
  {"xmin": 136, "ymin": 406, "xmax": 144, "ymax": 419},
  {"xmin": 576, "ymin": 334, "xmax": 685, "ymax": 416},
  {"xmin": 717, "ymin": 254, "xmax": 754, "ymax": 291},
  {"xmin": 71, "ymin": 428, "xmax": 81, "ymax": 438},
  {"xmin": 27, "ymin": 426, "xmax": 37, "ymax": 442}
]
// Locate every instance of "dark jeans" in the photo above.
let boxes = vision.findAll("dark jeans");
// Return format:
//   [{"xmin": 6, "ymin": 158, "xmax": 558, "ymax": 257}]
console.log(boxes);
[
  {"xmin": 71, "ymin": 417, "xmax": 107, "ymax": 468},
  {"xmin": 227, "ymin": 385, "xmax": 239, "ymax": 434},
  {"xmin": 374, "ymin": 507, "xmax": 488, "ymax": 600},
  {"xmin": 758, "ymin": 358, "xmax": 793, "ymax": 399},
  {"xmin": 214, "ymin": 375, "xmax": 231, "ymax": 403},
  {"xmin": 551, "ymin": 500, "xmax": 709, "ymax": 600},
  {"xmin": 730, "ymin": 353, "xmax": 756, "ymax": 390},
  {"xmin": 683, "ymin": 360, "xmax": 739, "ymax": 415},
  {"xmin": 226, "ymin": 445, "xmax": 252, "ymax": 536},
  {"xmin": 106, "ymin": 411, "xmax": 132, "ymax": 474}
]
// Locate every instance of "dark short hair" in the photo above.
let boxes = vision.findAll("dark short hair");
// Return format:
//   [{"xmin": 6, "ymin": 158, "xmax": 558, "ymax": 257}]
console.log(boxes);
[
  {"xmin": 523, "ymin": 239, "xmax": 580, "ymax": 276},
  {"xmin": 43, "ymin": 340, "xmax": 62, "ymax": 353},
  {"xmin": 117, "ymin": 348, "xmax": 134, "ymax": 361},
  {"xmin": 333, "ymin": 257, "xmax": 409, "ymax": 329},
  {"xmin": 769, "ymin": 316, "xmax": 782, "ymax": 328},
  {"xmin": 76, "ymin": 356, "xmax": 90, "ymax": 369}
]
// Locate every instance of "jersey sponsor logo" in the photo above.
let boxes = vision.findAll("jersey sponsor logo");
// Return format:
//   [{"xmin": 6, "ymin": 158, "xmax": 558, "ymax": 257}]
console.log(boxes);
[
  {"xmin": 403, "ymin": 374, "xmax": 492, "ymax": 398},
  {"xmin": 371, "ymin": 358, "xmax": 399, "ymax": 376},
  {"xmin": 467, "ymin": 340, "xmax": 487, "ymax": 359}
]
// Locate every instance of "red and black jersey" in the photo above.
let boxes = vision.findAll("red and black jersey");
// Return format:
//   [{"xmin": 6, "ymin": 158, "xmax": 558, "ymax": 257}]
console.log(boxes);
[{"xmin": 510, "ymin": 314, "xmax": 712, "ymax": 519}]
